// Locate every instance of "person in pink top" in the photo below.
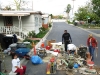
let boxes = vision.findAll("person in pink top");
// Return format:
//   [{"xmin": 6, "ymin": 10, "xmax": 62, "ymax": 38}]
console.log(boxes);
[{"xmin": 87, "ymin": 34, "xmax": 98, "ymax": 61}]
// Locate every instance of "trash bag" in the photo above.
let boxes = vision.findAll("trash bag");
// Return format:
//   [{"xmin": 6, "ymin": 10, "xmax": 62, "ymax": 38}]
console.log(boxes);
[
  {"xmin": 31, "ymin": 55, "xmax": 43, "ymax": 64},
  {"xmin": 15, "ymin": 48, "xmax": 30, "ymax": 57},
  {"xmin": 74, "ymin": 63, "xmax": 79, "ymax": 68},
  {"xmin": 13, "ymin": 34, "xmax": 18, "ymax": 43}
]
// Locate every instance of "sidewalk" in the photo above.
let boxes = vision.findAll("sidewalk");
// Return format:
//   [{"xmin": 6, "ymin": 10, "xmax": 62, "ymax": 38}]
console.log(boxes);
[
  {"xmin": 1, "ymin": 54, "xmax": 27, "ymax": 73},
  {"xmin": 1, "ymin": 54, "xmax": 12, "ymax": 73}
]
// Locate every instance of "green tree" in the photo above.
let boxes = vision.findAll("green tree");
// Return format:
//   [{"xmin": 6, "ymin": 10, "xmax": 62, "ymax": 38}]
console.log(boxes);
[
  {"xmin": 75, "ymin": 7, "xmax": 88, "ymax": 21},
  {"xmin": 65, "ymin": 4, "xmax": 71, "ymax": 20},
  {"xmin": 75, "ymin": 5, "xmax": 99, "ymax": 22},
  {"xmin": 92, "ymin": 0, "xmax": 100, "ymax": 17},
  {"xmin": 58, "ymin": 15, "xmax": 63, "ymax": 19},
  {"xmin": 49, "ymin": 14, "xmax": 53, "ymax": 19}
]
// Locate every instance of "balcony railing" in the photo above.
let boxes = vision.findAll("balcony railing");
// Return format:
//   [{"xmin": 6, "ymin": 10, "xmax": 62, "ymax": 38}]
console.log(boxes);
[{"xmin": 0, "ymin": 26, "xmax": 27, "ymax": 39}]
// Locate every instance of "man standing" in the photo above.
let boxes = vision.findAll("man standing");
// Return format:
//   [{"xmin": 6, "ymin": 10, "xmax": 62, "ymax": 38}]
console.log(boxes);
[
  {"xmin": 87, "ymin": 34, "xmax": 98, "ymax": 61},
  {"xmin": 62, "ymin": 30, "xmax": 72, "ymax": 52}
]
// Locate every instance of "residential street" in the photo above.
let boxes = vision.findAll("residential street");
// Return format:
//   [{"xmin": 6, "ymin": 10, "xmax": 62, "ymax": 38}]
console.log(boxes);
[{"xmin": 26, "ymin": 22, "xmax": 100, "ymax": 75}]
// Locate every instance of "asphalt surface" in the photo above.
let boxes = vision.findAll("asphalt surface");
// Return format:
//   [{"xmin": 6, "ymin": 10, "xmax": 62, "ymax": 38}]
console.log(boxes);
[
  {"xmin": 88, "ymin": 29, "xmax": 100, "ymax": 34},
  {"xmin": 26, "ymin": 22, "xmax": 100, "ymax": 75}
]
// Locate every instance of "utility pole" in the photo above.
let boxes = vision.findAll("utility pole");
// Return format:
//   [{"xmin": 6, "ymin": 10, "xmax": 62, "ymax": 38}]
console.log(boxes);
[
  {"xmin": 72, "ymin": 0, "xmax": 75, "ymax": 15},
  {"xmin": 32, "ymin": 0, "xmax": 33, "ymax": 11}
]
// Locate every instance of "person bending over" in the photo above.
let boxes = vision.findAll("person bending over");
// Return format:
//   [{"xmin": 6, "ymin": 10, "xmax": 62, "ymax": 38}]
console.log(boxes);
[{"xmin": 67, "ymin": 44, "xmax": 77, "ymax": 54}]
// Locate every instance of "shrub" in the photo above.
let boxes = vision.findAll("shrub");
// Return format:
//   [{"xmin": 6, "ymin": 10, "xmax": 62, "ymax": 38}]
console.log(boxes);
[
  {"xmin": 36, "ymin": 30, "xmax": 48, "ymax": 38},
  {"xmin": 49, "ymin": 23, "xmax": 52, "ymax": 27},
  {"xmin": 39, "ymin": 27, "xmax": 47, "ymax": 32},
  {"xmin": 67, "ymin": 20, "xmax": 73, "ymax": 24},
  {"xmin": 27, "ymin": 31, "xmax": 36, "ymax": 38}
]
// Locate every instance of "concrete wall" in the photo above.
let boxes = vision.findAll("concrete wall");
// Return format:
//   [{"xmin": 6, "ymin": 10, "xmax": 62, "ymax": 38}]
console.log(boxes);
[{"xmin": 0, "ymin": 16, "xmax": 4, "ymax": 26}]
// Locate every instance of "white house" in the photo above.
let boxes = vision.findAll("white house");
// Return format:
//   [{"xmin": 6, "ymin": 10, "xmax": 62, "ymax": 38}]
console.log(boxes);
[
  {"xmin": 0, "ymin": 11, "xmax": 43, "ymax": 39},
  {"xmin": 42, "ymin": 14, "xmax": 49, "ymax": 24},
  {"xmin": 42, "ymin": 14, "xmax": 51, "ymax": 29}
]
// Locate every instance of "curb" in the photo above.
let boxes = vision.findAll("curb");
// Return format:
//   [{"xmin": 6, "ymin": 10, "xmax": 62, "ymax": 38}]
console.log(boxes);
[
  {"xmin": 21, "ymin": 23, "xmax": 53, "ymax": 64},
  {"xmin": 35, "ymin": 22, "xmax": 53, "ymax": 49},
  {"xmin": 9, "ymin": 23, "xmax": 53, "ymax": 74}
]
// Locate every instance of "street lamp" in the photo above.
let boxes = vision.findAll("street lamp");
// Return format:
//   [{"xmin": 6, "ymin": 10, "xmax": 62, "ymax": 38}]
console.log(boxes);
[{"xmin": 71, "ymin": 0, "xmax": 75, "ymax": 21}]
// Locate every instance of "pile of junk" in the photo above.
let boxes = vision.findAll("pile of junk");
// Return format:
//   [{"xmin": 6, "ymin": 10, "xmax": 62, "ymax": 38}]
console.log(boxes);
[
  {"xmin": 3, "ymin": 42, "xmax": 31, "ymax": 59},
  {"xmin": 0, "ymin": 34, "xmax": 31, "ymax": 59},
  {"xmin": 42, "ymin": 40, "xmax": 100, "ymax": 75}
]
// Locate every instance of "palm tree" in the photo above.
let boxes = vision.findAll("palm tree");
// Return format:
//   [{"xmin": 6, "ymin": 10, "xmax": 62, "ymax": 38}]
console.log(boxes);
[{"xmin": 65, "ymin": 4, "xmax": 71, "ymax": 20}]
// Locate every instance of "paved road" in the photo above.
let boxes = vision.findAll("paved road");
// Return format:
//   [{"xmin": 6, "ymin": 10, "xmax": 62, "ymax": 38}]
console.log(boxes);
[
  {"xmin": 87, "ymin": 29, "xmax": 100, "ymax": 34},
  {"xmin": 26, "ymin": 22, "xmax": 100, "ymax": 75}
]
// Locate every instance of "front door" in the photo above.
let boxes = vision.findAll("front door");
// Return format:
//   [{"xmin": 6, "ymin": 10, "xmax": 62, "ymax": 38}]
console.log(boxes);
[{"xmin": 4, "ymin": 16, "xmax": 13, "ymax": 26}]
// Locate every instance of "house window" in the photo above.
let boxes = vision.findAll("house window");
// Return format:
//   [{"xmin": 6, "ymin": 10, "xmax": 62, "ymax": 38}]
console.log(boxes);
[
  {"xmin": 39, "ymin": 18, "xmax": 42, "ymax": 23},
  {"xmin": 4, "ymin": 16, "xmax": 13, "ymax": 26},
  {"xmin": 35, "ymin": 17, "xmax": 38, "ymax": 26}
]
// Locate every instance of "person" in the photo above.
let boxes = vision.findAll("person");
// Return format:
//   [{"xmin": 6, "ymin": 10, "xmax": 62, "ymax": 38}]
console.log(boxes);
[
  {"xmin": 12, "ymin": 54, "xmax": 27, "ymax": 75},
  {"xmin": 87, "ymin": 34, "xmax": 98, "ymax": 61},
  {"xmin": 13, "ymin": 34, "xmax": 18, "ymax": 43},
  {"xmin": 67, "ymin": 44, "xmax": 77, "ymax": 54},
  {"xmin": 62, "ymin": 30, "xmax": 72, "ymax": 52}
]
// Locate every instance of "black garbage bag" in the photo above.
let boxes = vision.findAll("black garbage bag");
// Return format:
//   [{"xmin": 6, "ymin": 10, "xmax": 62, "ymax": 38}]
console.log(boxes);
[
  {"xmin": 13, "ymin": 34, "xmax": 18, "ymax": 43},
  {"xmin": 3, "ymin": 36, "xmax": 14, "ymax": 49}
]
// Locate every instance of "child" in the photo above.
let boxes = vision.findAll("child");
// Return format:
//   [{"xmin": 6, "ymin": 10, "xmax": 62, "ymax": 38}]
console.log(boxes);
[{"xmin": 12, "ymin": 54, "xmax": 27, "ymax": 75}]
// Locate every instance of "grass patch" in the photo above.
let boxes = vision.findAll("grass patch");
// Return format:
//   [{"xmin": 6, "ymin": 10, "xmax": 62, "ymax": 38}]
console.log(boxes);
[
  {"xmin": 78, "ymin": 24, "xmax": 100, "ymax": 29},
  {"xmin": 36, "ymin": 30, "xmax": 48, "ymax": 38},
  {"xmin": 67, "ymin": 20, "xmax": 73, "ymax": 24}
]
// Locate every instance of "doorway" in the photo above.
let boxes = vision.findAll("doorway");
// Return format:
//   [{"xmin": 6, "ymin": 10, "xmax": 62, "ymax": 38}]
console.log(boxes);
[{"xmin": 4, "ymin": 16, "xmax": 13, "ymax": 26}]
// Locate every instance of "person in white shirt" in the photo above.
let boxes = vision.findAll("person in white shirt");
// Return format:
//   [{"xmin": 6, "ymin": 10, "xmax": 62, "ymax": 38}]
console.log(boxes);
[
  {"xmin": 67, "ymin": 44, "xmax": 77, "ymax": 54},
  {"xmin": 12, "ymin": 54, "xmax": 26, "ymax": 75}
]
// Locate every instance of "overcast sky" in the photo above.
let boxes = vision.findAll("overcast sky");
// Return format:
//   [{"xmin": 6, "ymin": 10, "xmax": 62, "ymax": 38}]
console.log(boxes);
[{"xmin": 0, "ymin": 0, "xmax": 90, "ymax": 15}]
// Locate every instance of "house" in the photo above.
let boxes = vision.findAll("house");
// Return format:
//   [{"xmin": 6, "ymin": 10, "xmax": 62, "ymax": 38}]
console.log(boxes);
[
  {"xmin": 0, "ymin": 11, "xmax": 43, "ymax": 39},
  {"xmin": 42, "ymin": 14, "xmax": 51, "ymax": 29}
]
